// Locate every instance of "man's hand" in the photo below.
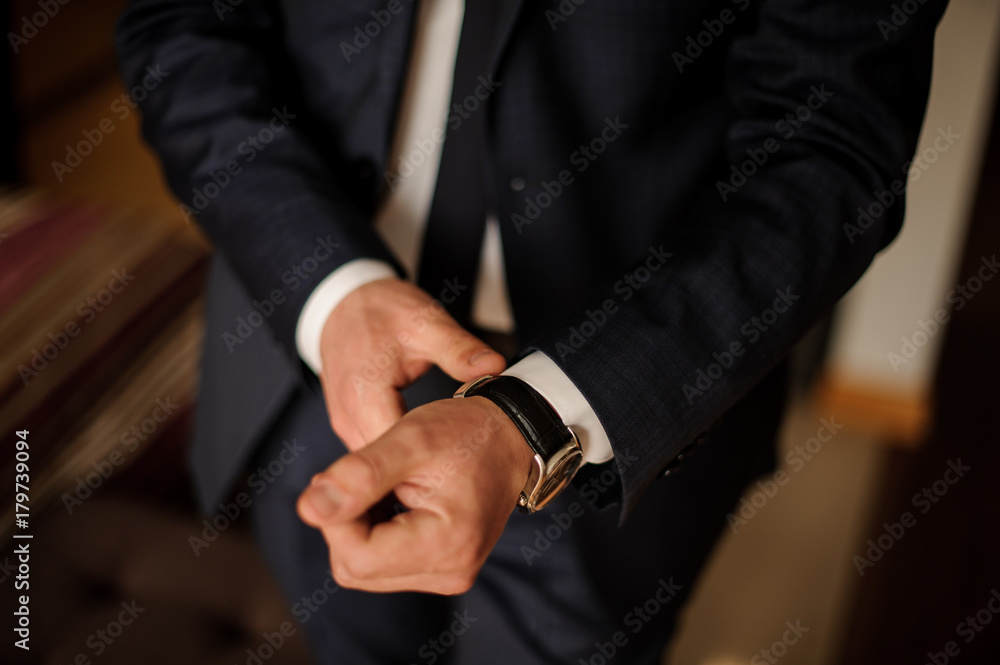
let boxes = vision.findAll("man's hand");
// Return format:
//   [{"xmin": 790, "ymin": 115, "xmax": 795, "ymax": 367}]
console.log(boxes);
[
  {"xmin": 297, "ymin": 396, "xmax": 534, "ymax": 594},
  {"xmin": 319, "ymin": 278, "xmax": 506, "ymax": 451}
]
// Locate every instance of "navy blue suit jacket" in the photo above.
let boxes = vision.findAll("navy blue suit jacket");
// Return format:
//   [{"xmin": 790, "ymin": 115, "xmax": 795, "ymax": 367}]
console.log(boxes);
[{"xmin": 116, "ymin": 0, "xmax": 947, "ymax": 517}]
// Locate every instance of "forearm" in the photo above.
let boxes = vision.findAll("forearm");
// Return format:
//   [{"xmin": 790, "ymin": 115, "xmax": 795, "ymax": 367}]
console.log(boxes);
[
  {"xmin": 528, "ymin": 0, "xmax": 949, "ymax": 516},
  {"xmin": 115, "ymin": 0, "xmax": 400, "ymax": 353}
]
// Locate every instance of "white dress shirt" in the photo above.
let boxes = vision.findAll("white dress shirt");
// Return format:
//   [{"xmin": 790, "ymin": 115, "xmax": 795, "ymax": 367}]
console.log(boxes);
[{"xmin": 294, "ymin": 0, "xmax": 612, "ymax": 464}]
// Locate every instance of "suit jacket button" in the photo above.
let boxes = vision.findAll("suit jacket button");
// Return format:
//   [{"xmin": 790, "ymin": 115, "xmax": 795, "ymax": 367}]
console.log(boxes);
[
  {"xmin": 658, "ymin": 459, "xmax": 680, "ymax": 478},
  {"xmin": 658, "ymin": 431, "xmax": 710, "ymax": 478}
]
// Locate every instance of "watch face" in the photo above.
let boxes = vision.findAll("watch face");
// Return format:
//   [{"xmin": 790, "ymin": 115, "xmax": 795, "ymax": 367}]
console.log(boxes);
[{"xmin": 529, "ymin": 442, "xmax": 584, "ymax": 512}]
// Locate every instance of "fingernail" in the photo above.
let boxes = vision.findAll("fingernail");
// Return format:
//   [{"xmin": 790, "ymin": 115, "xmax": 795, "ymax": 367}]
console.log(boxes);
[
  {"xmin": 306, "ymin": 481, "xmax": 340, "ymax": 518},
  {"xmin": 469, "ymin": 350, "xmax": 492, "ymax": 366}
]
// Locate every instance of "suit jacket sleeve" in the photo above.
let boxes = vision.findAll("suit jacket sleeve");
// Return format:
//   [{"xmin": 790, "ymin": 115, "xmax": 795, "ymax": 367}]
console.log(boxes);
[
  {"xmin": 114, "ymin": 0, "xmax": 402, "ymax": 356},
  {"xmin": 528, "ymin": 0, "xmax": 949, "ymax": 518}
]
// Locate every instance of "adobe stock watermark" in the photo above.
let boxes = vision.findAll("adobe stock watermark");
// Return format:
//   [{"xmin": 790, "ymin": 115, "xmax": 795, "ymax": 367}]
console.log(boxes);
[
  {"xmin": 51, "ymin": 67, "xmax": 169, "ymax": 182},
  {"xmin": 520, "ymin": 453, "xmax": 641, "ymax": 567},
  {"xmin": 716, "ymin": 84, "xmax": 835, "ymax": 201},
  {"xmin": 213, "ymin": 0, "xmax": 245, "ymax": 21},
  {"xmin": 8, "ymin": 0, "xmax": 73, "ymax": 54},
  {"xmin": 290, "ymin": 571, "xmax": 341, "ymax": 625},
  {"xmin": 18, "ymin": 268, "xmax": 135, "ymax": 386},
  {"xmin": 384, "ymin": 74, "xmax": 501, "ymax": 192},
  {"xmin": 672, "ymin": 0, "xmax": 753, "ymax": 72},
  {"xmin": 844, "ymin": 125, "xmax": 960, "ymax": 244},
  {"xmin": 511, "ymin": 116, "xmax": 629, "ymax": 234},
  {"xmin": 61, "ymin": 397, "xmax": 180, "ymax": 514},
  {"xmin": 399, "ymin": 410, "xmax": 504, "ymax": 511},
  {"xmin": 0, "ymin": 556, "xmax": 15, "ymax": 585},
  {"xmin": 49, "ymin": 599, "xmax": 144, "ymax": 661},
  {"xmin": 887, "ymin": 254, "xmax": 998, "ymax": 372},
  {"xmin": 877, "ymin": 0, "xmax": 931, "ymax": 41},
  {"xmin": 578, "ymin": 577, "xmax": 683, "ymax": 665},
  {"xmin": 236, "ymin": 622, "xmax": 298, "ymax": 665},
  {"xmin": 12, "ymin": 548, "xmax": 29, "ymax": 650},
  {"xmin": 397, "ymin": 403, "xmax": 542, "ymax": 514},
  {"xmin": 222, "ymin": 235, "xmax": 340, "ymax": 353},
  {"xmin": 178, "ymin": 106, "xmax": 298, "ymax": 223},
  {"xmin": 409, "ymin": 610, "xmax": 477, "ymax": 665},
  {"xmin": 545, "ymin": 0, "xmax": 587, "ymax": 30},
  {"xmin": 339, "ymin": 0, "xmax": 412, "ymax": 63},
  {"xmin": 751, "ymin": 620, "xmax": 810, "ymax": 665},
  {"xmin": 188, "ymin": 439, "xmax": 307, "ymax": 556},
  {"xmin": 681, "ymin": 287, "xmax": 799, "ymax": 404},
  {"xmin": 390, "ymin": 413, "xmax": 637, "ymax": 570},
  {"xmin": 923, "ymin": 588, "xmax": 1000, "ymax": 665},
  {"xmin": 552, "ymin": 245, "xmax": 672, "ymax": 359},
  {"xmin": 725, "ymin": 416, "xmax": 844, "ymax": 533},
  {"xmin": 853, "ymin": 458, "xmax": 970, "ymax": 576},
  {"xmin": 348, "ymin": 276, "xmax": 469, "ymax": 389}
]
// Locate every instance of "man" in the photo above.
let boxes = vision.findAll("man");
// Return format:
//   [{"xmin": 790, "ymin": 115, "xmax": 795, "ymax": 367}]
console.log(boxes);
[{"xmin": 116, "ymin": 0, "xmax": 947, "ymax": 662}]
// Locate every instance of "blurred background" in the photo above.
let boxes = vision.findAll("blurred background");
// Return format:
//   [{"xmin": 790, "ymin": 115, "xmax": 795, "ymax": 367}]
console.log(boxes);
[{"xmin": 1, "ymin": 0, "xmax": 998, "ymax": 663}]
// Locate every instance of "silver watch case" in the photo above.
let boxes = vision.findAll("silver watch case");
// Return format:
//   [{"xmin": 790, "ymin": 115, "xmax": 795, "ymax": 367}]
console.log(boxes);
[
  {"xmin": 454, "ymin": 376, "xmax": 584, "ymax": 514},
  {"xmin": 518, "ymin": 428, "xmax": 583, "ymax": 514}
]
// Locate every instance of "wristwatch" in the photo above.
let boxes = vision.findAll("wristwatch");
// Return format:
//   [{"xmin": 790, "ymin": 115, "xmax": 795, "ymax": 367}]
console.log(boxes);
[{"xmin": 454, "ymin": 375, "xmax": 584, "ymax": 514}]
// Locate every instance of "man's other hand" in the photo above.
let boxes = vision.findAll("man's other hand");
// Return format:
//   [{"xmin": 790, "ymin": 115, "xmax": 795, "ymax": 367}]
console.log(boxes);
[
  {"xmin": 296, "ymin": 396, "xmax": 534, "ymax": 594},
  {"xmin": 319, "ymin": 278, "xmax": 506, "ymax": 451}
]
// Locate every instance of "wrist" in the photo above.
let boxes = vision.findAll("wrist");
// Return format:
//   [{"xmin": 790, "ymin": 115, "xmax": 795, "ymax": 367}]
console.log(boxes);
[
  {"xmin": 454, "ymin": 375, "xmax": 583, "ymax": 513},
  {"xmin": 463, "ymin": 396, "xmax": 536, "ymax": 500},
  {"xmin": 320, "ymin": 277, "xmax": 399, "ymax": 343},
  {"xmin": 297, "ymin": 259, "xmax": 397, "ymax": 374}
]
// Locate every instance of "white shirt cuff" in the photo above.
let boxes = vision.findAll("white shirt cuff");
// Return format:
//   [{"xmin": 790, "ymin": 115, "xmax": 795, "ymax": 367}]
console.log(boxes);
[
  {"xmin": 503, "ymin": 351, "xmax": 614, "ymax": 464},
  {"xmin": 294, "ymin": 258, "xmax": 397, "ymax": 374}
]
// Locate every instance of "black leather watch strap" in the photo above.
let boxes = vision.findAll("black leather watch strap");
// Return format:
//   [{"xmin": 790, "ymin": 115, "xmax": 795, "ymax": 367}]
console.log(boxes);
[
  {"xmin": 456, "ymin": 374, "xmax": 583, "ymax": 513},
  {"xmin": 460, "ymin": 376, "xmax": 571, "ymax": 458}
]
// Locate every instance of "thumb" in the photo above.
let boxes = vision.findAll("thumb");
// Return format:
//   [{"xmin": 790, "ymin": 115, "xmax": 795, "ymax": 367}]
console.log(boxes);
[
  {"xmin": 297, "ymin": 437, "xmax": 414, "ymax": 526},
  {"xmin": 421, "ymin": 318, "xmax": 506, "ymax": 383}
]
